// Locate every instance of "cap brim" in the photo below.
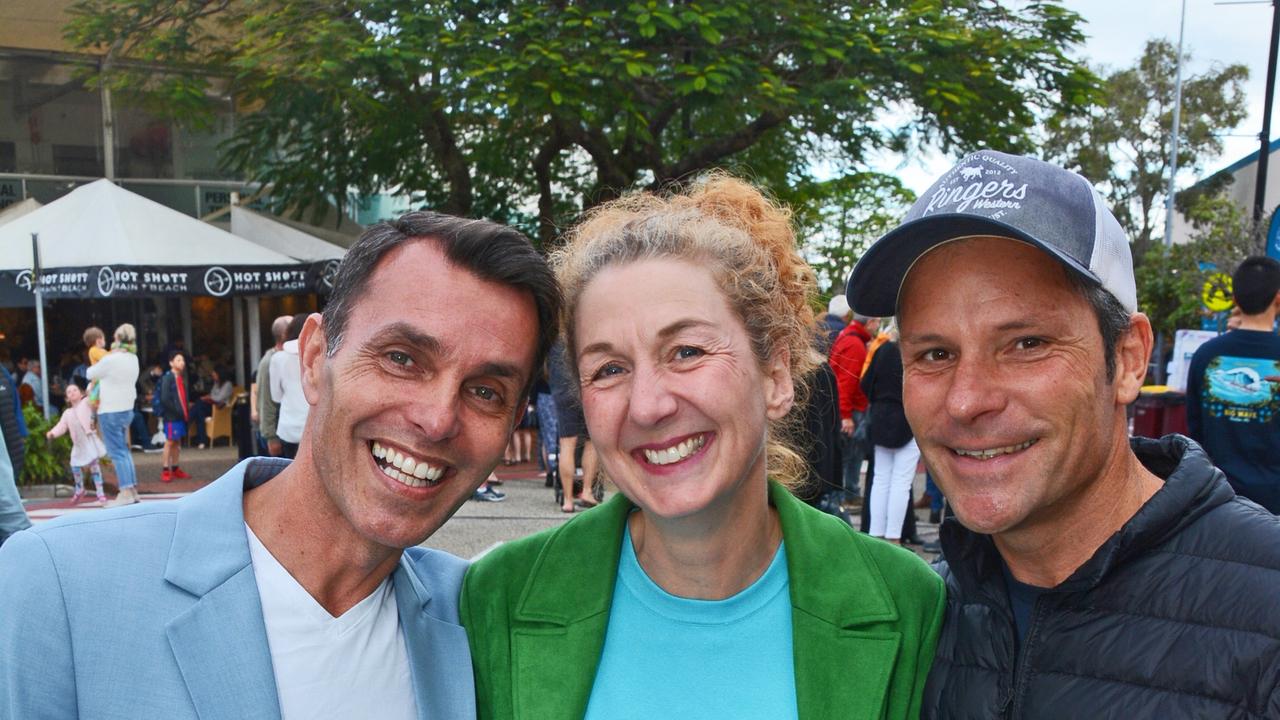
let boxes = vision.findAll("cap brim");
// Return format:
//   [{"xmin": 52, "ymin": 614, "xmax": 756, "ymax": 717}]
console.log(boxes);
[{"xmin": 845, "ymin": 214, "xmax": 1099, "ymax": 317}]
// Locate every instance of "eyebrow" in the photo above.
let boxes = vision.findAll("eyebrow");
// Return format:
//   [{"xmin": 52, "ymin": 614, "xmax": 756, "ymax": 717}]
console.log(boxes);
[
  {"xmin": 369, "ymin": 322, "xmax": 525, "ymax": 382},
  {"xmin": 368, "ymin": 322, "xmax": 443, "ymax": 355},
  {"xmin": 902, "ymin": 319, "xmax": 1045, "ymax": 345},
  {"xmin": 578, "ymin": 318, "xmax": 719, "ymax": 357}
]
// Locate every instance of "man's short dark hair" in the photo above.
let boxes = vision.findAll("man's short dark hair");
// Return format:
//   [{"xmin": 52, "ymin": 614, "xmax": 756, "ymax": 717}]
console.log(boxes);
[
  {"xmin": 1064, "ymin": 272, "xmax": 1131, "ymax": 383},
  {"xmin": 1232, "ymin": 256, "xmax": 1280, "ymax": 315},
  {"xmin": 286, "ymin": 314, "xmax": 307, "ymax": 343},
  {"xmin": 321, "ymin": 211, "xmax": 561, "ymax": 397}
]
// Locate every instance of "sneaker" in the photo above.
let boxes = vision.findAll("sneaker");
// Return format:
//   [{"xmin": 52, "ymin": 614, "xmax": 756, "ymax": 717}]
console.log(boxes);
[
  {"xmin": 106, "ymin": 487, "xmax": 140, "ymax": 507},
  {"xmin": 160, "ymin": 469, "xmax": 173, "ymax": 483},
  {"xmin": 142, "ymin": 445, "xmax": 162, "ymax": 454},
  {"xmin": 171, "ymin": 467, "xmax": 192, "ymax": 480},
  {"xmin": 70, "ymin": 489, "xmax": 85, "ymax": 505},
  {"xmin": 472, "ymin": 486, "xmax": 506, "ymax": 502},
  {"xmin": 96, "ymin": 494, "xmax": 108, "ymax": 507}
]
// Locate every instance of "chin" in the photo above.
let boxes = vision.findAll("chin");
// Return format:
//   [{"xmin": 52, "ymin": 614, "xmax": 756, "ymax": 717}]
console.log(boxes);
[{"xmin": 948, "ymin": 496, "xmax": 1024, "ymax": 536}]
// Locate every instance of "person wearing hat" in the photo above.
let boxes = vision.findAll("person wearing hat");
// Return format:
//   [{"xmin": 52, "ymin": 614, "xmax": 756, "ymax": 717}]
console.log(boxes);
[{"xmin": 847, "ymin": 150, "xmax": 1280, "ymax": 718}]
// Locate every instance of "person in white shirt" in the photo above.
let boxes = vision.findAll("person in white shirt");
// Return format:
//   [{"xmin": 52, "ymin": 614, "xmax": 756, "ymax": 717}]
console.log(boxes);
[{"xmin": 269, "ymin": 315, "xmax": 308, "ymax": 458}]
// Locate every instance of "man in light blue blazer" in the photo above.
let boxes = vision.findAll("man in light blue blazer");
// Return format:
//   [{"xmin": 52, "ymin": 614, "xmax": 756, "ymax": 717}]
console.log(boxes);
[{"xmin": 0, "ymin": 211, "xmax": 561, "ymax": 719}]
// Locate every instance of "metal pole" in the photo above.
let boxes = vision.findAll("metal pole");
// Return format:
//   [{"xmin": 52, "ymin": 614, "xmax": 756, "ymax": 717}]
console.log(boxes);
[
  {"xmin": 1254, "ymin": 0, "xmax": 1280, "ymax": 222},
  {"xmin": 31, "ymin": 234, "xmax": 50, "ymax": 420},
  {"xmin": 1163, "ymin": 0, "xmax": 1188, "ymax": 250}
]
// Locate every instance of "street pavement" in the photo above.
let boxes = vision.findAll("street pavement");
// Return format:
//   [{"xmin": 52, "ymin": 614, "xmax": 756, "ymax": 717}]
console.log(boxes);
[{"xmin": 21, "ymin": 446, "xmax": 939, "ymax": 561}]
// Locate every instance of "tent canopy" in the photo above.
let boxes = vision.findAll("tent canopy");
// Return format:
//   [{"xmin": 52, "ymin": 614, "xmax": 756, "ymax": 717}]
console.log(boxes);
[
  {"xmin": 0, "ymin": 179, "xmax": 320, "ymax": 300},
  {"xmin": 0, "ymin": 198, "xmax": 42, "ymax": 226},
  {"xmin": 231, "ymin": 205, "xmax": 348, "ymax": 261}
]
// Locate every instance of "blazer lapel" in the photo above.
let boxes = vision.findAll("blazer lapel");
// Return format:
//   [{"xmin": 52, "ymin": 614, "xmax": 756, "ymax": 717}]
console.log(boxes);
[
  {"xmin": 166, "ymin": 569, "xmax": 281, "ymax": 720},
  {"xmin": 394, "ymin": 559, "xmax": 476, "ymax": 720},
  {"xmin": 510, "ymin": 496, "xmax": 630, "ymax": 718},
  {"xmin": 771, "ymin": 483, "xmax": 903, "ymax": 719},
  {"xmin": 162, "ymin": 462, "xmax": 283, "ymax": 720}
]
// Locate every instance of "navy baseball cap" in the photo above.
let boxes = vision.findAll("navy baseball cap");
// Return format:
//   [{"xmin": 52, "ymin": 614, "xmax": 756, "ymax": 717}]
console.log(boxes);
[{"xmin": 846, "ymin": 150, "xmax": 1137, "ymax": 316}]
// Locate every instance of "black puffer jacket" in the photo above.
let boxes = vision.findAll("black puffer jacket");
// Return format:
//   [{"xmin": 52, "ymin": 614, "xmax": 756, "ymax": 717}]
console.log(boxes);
[{"xmin": 924, "ymin": 435, "xmax": 1280, "ymax": 720}]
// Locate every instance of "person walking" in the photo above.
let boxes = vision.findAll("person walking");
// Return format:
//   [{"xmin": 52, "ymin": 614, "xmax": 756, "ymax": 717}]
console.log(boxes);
[{"xmin": 87, "ymin": 324, "xmax": 140, "ymax": 506}]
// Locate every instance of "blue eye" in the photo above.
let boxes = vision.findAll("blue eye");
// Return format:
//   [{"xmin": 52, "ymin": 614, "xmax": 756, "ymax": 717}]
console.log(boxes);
[
  {"xmin": 591, "ymin": 363, "xmax": 624, "ymax": 381},
  {"xmin": 675, "ymin": 346, "xmax": 703, "ymax": 360},
  {"xmin": 388, "ymin": 351, "xmax": 413, "ymax": 366},
  {"xmin": 472, "ymin": 386, "xmax": 498, "ymax": 402}
]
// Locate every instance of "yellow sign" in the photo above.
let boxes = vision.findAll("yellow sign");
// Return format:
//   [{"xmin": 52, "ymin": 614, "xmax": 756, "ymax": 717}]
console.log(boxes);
[{"xmin": 1202, "ymin": 272, "xmax": 1234, "ymax": 312}]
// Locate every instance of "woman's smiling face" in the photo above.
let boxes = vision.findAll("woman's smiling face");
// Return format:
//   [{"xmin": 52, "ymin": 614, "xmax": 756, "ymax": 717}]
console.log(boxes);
[{"xmin": 574, "ymin": 257, "xmax": 793, "ymax": 522}]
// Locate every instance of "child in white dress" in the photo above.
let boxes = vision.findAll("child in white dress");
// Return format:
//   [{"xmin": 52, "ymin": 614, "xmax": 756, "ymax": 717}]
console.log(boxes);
[{"xmin": 46, "ymin": 382, "xmax": 109, "ymax": 506}]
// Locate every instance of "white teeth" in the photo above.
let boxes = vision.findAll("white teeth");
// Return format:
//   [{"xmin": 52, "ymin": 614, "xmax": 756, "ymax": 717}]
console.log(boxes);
[
  {"xmin": 643, "ymin": 435, "xmax": 707, "ymax": 465},
  {"xmin": 370, "ymin": 442, "xmax": 445, "ymax": 487},
  {"xmin": 953, "ymin": 440, "xmax": 1035, "ymax": 460}
]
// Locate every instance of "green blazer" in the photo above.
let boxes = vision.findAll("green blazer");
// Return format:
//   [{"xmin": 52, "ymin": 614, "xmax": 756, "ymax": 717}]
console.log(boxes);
[{"xmin": 461, "ymin": 482, "xmax": 945, "ymax": 719}]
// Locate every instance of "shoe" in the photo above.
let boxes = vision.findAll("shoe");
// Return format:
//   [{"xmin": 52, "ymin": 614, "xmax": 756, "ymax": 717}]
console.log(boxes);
[
  {"xmin": 106, "ymin": 487, "xmax": 140, "ymax": 507},
  {"xmin": 901, "ymin": 535, "xmax": 925, "ymax": 547},
  {"xmin": 573, "ymin": 496, "xmax": 599, "ymax": 509},
  {"xmin": 142, "ymin": 444, "xmax": 162, "ymax": 454},
  {"xmin": 472, "ymin": 486, "xmax": 506, "ymax": 502},
  {"xmin": 97, "ymin": 494, "xmax": 108, "ymax": 507},
  {"xmin": 160, "ymin": 469, "xmax": 173, "ymax": 483},
  {"xmin": 70, "ymin": 489, "xmax": 85, "ymax": 505},
  {"xmin": 197, "ymin": 443, "xmax": 207, "ymax": 450},
  {"xmin": 171, "ymin": 467, "xmax": 192, "ymax": 480},
  {"xmin": 130, "ymin": 443, "xmax": 143, "ymax": 450}
]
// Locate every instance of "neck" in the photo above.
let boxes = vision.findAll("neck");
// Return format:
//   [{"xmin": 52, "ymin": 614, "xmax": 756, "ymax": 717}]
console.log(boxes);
[
  {"xmin": 1237, "ymin": 311, "xmax": 1276, "ymax": 332},
  {"xmin": 243, "ymin": 458, "xmax": 401, "ymax": 617},
  {"xmin": 994, "ymin": 427, "xmax": 1163, "ymax": 588},
  {"xmin": 629, "ymin": 477, "xmax": 780, "ymax": 600}
]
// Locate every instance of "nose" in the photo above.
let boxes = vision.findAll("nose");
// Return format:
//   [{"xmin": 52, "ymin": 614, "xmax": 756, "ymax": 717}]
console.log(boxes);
[
  {"xmin": 943, "ymin": 353, "xmax": 1007, "ymax": 424},
  {"xmin": 409, "ymin": 381, "xmax": 463, "ymax": 443},
  {"xmin": 627, "ymin": 364, "xmax": 679, "ymax": 427}
]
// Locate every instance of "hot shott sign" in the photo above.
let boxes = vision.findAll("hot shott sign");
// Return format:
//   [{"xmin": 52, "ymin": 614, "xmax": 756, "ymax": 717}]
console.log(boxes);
[{"xmin": 0, "ymin": 261, "xmax": 339, "ymax": 299}]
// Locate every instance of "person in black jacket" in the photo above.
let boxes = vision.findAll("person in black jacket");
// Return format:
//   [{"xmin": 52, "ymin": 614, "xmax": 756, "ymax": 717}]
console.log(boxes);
[
  {"xmin": 860, "ymin": 330, "xmax": 919, "ymax": 545},
  {"xmin": 847, "ymin": 151, "xmax": 1280, "ymax": 718}
]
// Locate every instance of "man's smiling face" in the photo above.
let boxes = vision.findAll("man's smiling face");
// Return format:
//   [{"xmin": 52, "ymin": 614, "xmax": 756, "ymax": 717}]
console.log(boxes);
[
  {"xmin": 299, "ymin": 238, "xmax": 538, "ymax": 550},
  {"xmin": 898, "ymin": 236, "xmax": 1126, "ymax": 537}
]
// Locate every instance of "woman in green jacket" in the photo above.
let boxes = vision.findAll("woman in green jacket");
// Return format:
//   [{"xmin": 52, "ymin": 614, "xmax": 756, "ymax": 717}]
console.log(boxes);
[{"xmin": 461, "ymin": 175, "xmax": 944, "ymax": 719}]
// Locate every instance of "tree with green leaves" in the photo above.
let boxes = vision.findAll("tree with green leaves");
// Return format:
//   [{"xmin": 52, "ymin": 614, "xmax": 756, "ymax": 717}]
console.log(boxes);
[
  {"xmin": 1044, "ymin": 38, "xmax": 1249, "ymax": 262},
  {"xmin": 67, "ymin": 0, "xmax": 1096, "ymax": 245}
]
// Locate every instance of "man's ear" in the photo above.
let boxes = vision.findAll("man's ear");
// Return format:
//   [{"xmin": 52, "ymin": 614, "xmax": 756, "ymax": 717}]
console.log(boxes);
[
  {"xmin": 1114, "ymin": 312, "xmax": 1154, "ymax": 405},
  {"xmin": 298, "ymin": 313, "xmax": 328, "ymax": 406},
  {"xmin": 764, "ymin": 348, "xmax": 795, "ymax": 421}
]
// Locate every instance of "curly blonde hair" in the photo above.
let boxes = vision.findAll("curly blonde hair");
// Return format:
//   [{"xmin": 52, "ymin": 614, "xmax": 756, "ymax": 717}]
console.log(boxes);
[{"xmin": 552, "ymin": 174, "xmax": 818, "ymax": 487}]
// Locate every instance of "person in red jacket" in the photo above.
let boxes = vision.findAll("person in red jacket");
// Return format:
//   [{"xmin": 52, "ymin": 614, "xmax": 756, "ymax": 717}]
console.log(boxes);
[{"xmin": 828, "ymin": 310, "xmax": 876, "ymax": 506}]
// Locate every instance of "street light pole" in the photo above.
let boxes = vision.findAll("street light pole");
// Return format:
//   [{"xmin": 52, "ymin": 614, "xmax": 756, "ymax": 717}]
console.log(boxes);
[
  {"xmin": 1253, "ymin": 0, "xmax": 1280, "ymax": 222},
  {"xmin": 1163, "ymin": 0, "xmax": 1188, "ymax": 251}
]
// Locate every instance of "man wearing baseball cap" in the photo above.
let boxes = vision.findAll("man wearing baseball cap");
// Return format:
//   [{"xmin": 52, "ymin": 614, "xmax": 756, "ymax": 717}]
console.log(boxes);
[{"xmin": 848, "ymin": 150, "xmax": 1280, "ymax": 717}]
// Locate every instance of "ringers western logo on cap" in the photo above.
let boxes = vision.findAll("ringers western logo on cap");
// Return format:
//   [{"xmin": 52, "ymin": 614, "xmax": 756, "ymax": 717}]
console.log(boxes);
[{"xmin": 921, "ymin": 154, "xmax": 1029, "ymax": 221}]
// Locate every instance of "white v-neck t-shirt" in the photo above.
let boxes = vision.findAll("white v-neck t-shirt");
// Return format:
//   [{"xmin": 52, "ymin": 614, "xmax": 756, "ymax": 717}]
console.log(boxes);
[{"xmin": 245, "ymin": 524, "xmax": 418, "ymax": 720}]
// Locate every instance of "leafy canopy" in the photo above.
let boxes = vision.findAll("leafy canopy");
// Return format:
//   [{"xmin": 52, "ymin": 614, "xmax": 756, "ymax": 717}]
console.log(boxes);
[{"xmin": 66, "ymin": 0, "xmax": 1096, "ymax": 245}]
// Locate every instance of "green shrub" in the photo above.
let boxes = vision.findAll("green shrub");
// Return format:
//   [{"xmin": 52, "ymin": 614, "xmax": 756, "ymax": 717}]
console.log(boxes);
[{"xmin": 20, "ymin": 404, "xmax": 72, "ymax": 486}]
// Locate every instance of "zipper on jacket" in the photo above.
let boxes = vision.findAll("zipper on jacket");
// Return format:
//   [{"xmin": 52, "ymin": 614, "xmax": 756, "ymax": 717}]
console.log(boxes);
[{"xmin": 1004, "ymin": 595, "xmax": 1049, "ymax": 719}]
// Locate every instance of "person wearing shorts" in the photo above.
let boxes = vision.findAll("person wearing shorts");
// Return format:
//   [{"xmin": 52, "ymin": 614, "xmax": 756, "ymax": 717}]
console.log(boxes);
[{"xmin": 158, "ymin": 352, "xmax": 192, "ymax": 483}]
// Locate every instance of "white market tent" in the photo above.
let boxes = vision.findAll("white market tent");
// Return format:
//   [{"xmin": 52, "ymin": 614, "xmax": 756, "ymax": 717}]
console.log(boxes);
[
  {"xmin": 231, "ymin": 205, "xmax": 348, "ymax": 262},
  {"xmin": 229, "ymin": 204, "xmax": 352, "ymax": 365},
  {"xmin": 0, "ymin": 179, "xmax": 319, "ymax": 406},
  {"xmin": 0, "ymin": 198, "xmax": 42, "ymax": 227}
]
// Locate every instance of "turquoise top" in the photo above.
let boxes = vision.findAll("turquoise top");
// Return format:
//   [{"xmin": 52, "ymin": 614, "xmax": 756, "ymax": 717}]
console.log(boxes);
[{"xmin": 583, "ymin": 525, "xmax": 798, "ymax": 720}]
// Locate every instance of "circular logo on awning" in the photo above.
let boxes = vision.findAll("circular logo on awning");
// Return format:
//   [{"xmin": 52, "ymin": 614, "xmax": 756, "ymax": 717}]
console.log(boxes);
[
  {"xmin": 14, "ymin": 270, "xmax": 32, "ymax": 292},
  {"xmin": 204, "ymin": 267, "xmax": 233, "ymax": 297},
  {"xmin": 97, "ymin": 266, "xmax": 116, "ymax": 297},
  {"xmin": 321, "ymin": 259, "xmax": 341, "ymax": 289}
]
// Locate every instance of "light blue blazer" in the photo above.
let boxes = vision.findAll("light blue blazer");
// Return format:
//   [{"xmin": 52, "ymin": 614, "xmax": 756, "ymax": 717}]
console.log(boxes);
[{"xmin": 0, "ymin": 458, "xmax": 475, "ymax": 719}]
